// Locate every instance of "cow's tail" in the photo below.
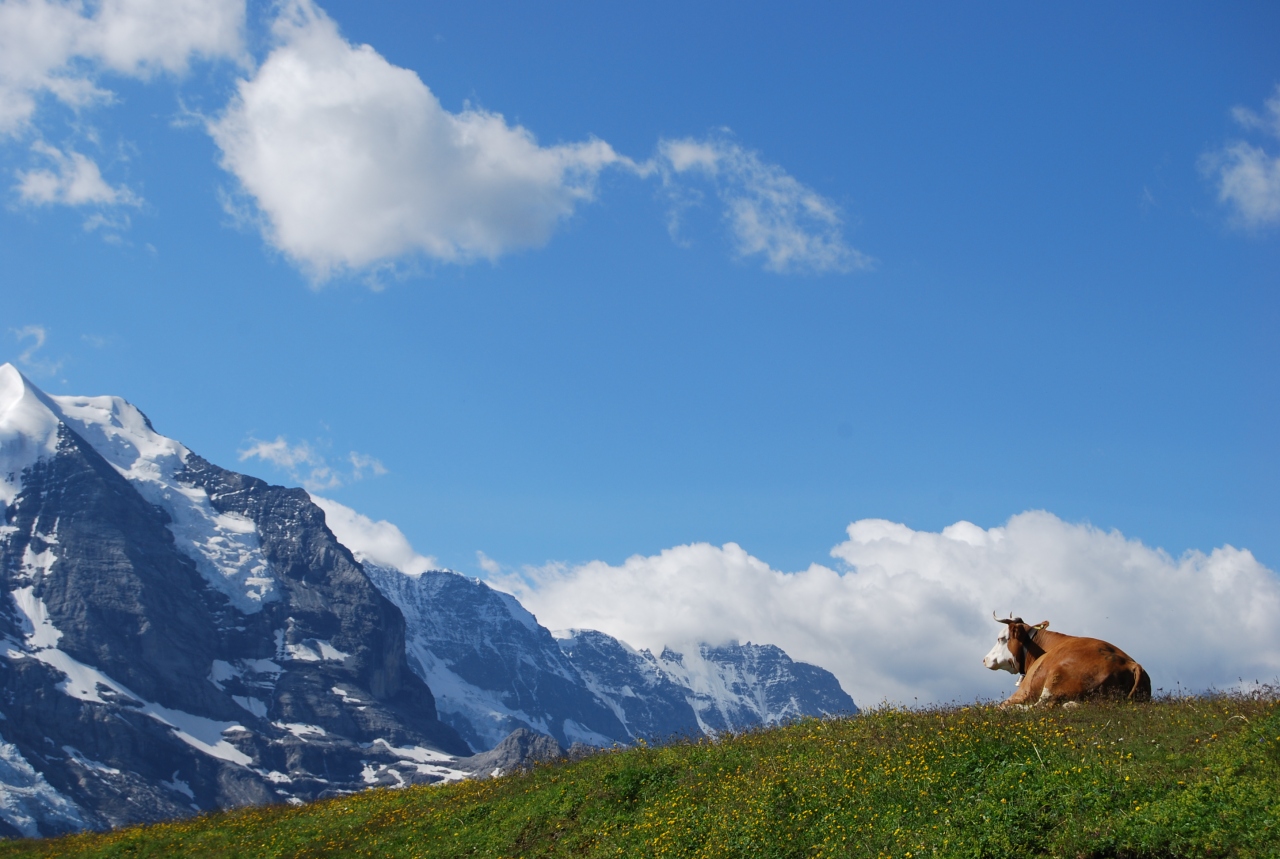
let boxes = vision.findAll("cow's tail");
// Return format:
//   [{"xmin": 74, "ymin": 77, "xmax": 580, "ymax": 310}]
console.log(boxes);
[{"xmin": 1128, "ymin": 664, "xmax": 1152, "ymax": 702}]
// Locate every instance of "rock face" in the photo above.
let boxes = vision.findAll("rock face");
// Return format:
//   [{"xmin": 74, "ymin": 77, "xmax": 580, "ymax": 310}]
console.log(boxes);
[
  {"xmin": 175, "ymin": 455, "xmax": 464, "ymax": 754},
  {"xmin": 649, "ymin": 642, "xmax": 859, "ymax": 733},
  {"xmin": 453, "ymin": 728, "xmax": 567, "ymax": 779},
  {"xmin": 0, "ymin": 364, "xmax": 857, "ymax": 837},
  {"xmin": 364, "ymin": 565, "xmax": 629, "ymax": 751},
  {"xmin": 559, "ymin": 632, "xmax": 858, "ymax": 737},
  {"xmin": 361, "ymin": 565, "xmax": 858, "ymax": 751},
  {"xmin": 553, "ymin": 629, "xmax": 703, "ymax": 742},
  {"xmin": 0, "ymin": 365, "xmax": 469, "ymax": 836}
]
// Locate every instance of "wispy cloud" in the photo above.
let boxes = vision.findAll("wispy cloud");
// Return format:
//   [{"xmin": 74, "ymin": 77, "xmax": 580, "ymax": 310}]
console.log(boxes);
[
  {"xmin": 15, "ymin": 140, "xmax": 141, "ymax": 224},
  {"xmin": 238, "ymin": 435, "xmax": 386, "ymax": 491},
  {"xmin": 656, "ymin": 136, "xmax": 872, "ymax": 274},
  {"xmin": 0, "ymin": 0, "xmax": 246, "ymax": 137},
  {"xmin": 347, "ymin": 451, "xmax": 388, "ymax": 481},
  {"xmin": 10, "ymin": 324, "xmax": 62, "ymax": 376},
  {"xmin": 309, "ymin": 495, "xmax": 438, "ymax": 574},
  {"xmin": 1, "ymin": 0, "xmax": 244, "ymax": 239},
  {"xmin": 476, "ymin": 551, "xmax": 503, "ymax": 577},
  {"xmin": 1203, "ymin": 85, "xmax": 1280, "ymax": 229},
  {"xmin": 492, "ymin": 512, "xmax": 1280, "ymax": 706}
]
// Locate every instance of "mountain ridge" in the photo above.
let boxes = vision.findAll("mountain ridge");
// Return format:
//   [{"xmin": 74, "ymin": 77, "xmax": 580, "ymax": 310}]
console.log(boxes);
[
  {"xmin": 0, "ymin": 365, "xmax": 855, "ymax": 837},
  {"xmin": 1, "ymin": 366, "xmax": 472, "ymax": 834}
]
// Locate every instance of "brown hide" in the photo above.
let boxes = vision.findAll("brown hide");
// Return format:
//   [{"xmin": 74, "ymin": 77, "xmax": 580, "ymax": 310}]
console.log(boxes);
[{"xmin": 999, "ymin": 621, "xmax": 1151, "ymax": 707}]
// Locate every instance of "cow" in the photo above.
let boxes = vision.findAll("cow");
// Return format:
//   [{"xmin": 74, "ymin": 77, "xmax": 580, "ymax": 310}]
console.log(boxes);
[{"xmin": 983, "ymin": 613, "xmax": 1151, "ymax": 707}]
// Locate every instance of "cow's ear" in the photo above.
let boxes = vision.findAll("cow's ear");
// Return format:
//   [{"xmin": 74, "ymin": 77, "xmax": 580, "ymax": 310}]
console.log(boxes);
[{"xmin": 1034, "ymin": 621, "xmax": 1049, "ymax": 630}]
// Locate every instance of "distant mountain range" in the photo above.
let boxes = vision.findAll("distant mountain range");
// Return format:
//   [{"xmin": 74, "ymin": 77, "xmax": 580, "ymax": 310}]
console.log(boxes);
[
  {"xmin": 364, "ymin": 562, "xmax": 855, "ymax": 752},
  {"xmin": 0, "ymin": 364, "xmax": 855, "ymax": 837}
]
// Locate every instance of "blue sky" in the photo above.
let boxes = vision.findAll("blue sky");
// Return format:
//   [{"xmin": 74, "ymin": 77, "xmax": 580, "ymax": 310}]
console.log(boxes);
[{"xmin": 2, "ymin": 0, "xmax": 1278, "ymax": 592}]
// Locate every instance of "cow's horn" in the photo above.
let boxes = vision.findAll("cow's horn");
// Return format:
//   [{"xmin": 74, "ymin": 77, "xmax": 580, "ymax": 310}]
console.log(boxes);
[{"xmin": 993, "ymin": 611, "xmax": 1013, "ymax": 625}]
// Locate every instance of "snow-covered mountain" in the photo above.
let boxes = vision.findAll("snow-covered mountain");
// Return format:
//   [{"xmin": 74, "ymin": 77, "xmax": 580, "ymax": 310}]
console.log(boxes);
[
  {"xmin": 361, "ymin": 564, "xmax": 627, "ymax": 751},
  {"xmin": 0, "ymin": 365, "xmax": 856, "ymax": 837},
  {"xmin": 557, "ymin": 631, "xmax": 856, "ymax": 737},
  {"xmin": 327, "ymin": 510, "xmax": 858, "ymax": 750},
  {"xmin": 359, "ymin": 566, "xmax": 856, "ymax": 750},
  {"xmin": 0, "ymin": 365, "xmax": 470, "ymax": 836}
]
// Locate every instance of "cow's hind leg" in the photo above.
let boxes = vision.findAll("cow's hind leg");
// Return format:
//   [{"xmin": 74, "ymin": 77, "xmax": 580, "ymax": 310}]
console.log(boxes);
[
  {"xmin": 1035, "ymin": 687, "xmax": 1073, "ymax": 708},
  {"xmin": 1000, "ymin": 680, "xmax": 1041, "ymax": 707}
]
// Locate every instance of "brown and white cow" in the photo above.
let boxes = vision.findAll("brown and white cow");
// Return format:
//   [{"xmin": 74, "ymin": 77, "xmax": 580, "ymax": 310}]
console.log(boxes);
[{"xmin": 983, "ymin": 614, "xmax": 1151, "ymax": 707}]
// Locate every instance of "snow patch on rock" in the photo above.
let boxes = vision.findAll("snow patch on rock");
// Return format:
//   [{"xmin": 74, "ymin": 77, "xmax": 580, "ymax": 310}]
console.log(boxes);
[
  {"xmin": 159, "ymin": 772, "xmax": 195, "ymax": 801},
  {"xmin": 6, "ymin": 589, "xmax": 252, "ymax": 766},
  {"xmin": 284, "ymin": 639, "xmax": 349, "ymax": 663},
  {"xmin": 0, "ymin": 737, "xmax": 88, "ymax": 838}
]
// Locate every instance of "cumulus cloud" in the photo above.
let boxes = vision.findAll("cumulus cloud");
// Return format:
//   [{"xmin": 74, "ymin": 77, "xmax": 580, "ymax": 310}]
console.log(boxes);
[
  {"xmin": 206, "ymin": 2, "xmax": 864, "ymax": 279},
  {"xmin": 2, "ymin": 0, "xmax": 864, "ymax": 275},
  {"xmin": 492, "ymin": 512, "xmax": 1280, "ymax": 707},
  {"xmin": 208, "ymin": 0, "xmax": 629, "ymax": 280},
  {"xmin": 309, "ymin": 494, "xmax": 438, "ymax": 575},
  {"xmin": 657, "ymin": 137, "xmax": 871, "ymax": 274},
  {"xmin": 0, "ymin": 0, "xmax": 246, "ymax": 136},
  {"xmin": 14, "ymin": 140, "xmax": 139, "ymax": 207},
  {"xmin": 3, "ymin": 1, "xmax": 864, "ymax": 276},
  {"xmin": 238, "ymin": 435, "xmax": 386, "ymax": 492},
  {"xmin": 1203, "ymin": 85, "xmax": 1280, "ymax": 228}
]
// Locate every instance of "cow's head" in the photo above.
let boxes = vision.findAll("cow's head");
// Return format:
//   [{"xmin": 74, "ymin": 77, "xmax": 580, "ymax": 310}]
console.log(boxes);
[{"xmin": 983, "ymin": 614, "xmax": 1048, "ymax": 674}]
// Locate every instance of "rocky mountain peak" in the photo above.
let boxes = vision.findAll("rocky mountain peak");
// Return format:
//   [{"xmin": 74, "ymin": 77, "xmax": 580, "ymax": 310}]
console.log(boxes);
[
  {"xmin": 0, "ymin": 364, "xmax": 62, "ymax": 507},
  {"xmin": 0, "ymin": 374, "xmax": 858, "ymax": 838},
  {"xmin": 0, "ymin": 374, "xmax": 469, "ymax": 835}
]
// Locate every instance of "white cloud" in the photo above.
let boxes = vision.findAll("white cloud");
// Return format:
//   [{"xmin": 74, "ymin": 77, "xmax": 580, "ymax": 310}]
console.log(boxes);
[
  {"xmin": 657, "ymin": 137, "xmax": 872, "ymax": 274},
  {"xmin": 348, "ymin": 451, "xmax": 387, "ymax": 481},
  {"xmin": 238, "ymin": 435, "xmax": 385, "ymax": 492},
  {"xmin": 1208, "ymin": 143, "xmax": 1280, "ymax": 227},
  {"xmin": 208, "ymin": 0, "xmax": 629, "ymax": 280},
  {"xmin": 476, "ymin": 551, "xmax": 502, "ymax": 577},
  {"xmin": 1204, "ymin": 85, "xmax": 1280, "ymax": 229},
  {"xmin": 9, "ymin": 324, "xmax": 62, "ymax": 376},
  {"xmin": 90, "ymin": 0, "xmax": 245, "ymax": 77},
  {"xmin": 3, "ymin": 2, "xmax": 865, "ymax": 276},
  {"xmin": 206, "ymin": 7, "xmax": 862, "ymax": 281},
  {"xmin": 1230, "ymin": 86, "xmax": 1280, "ymax": 139},
  {"xmin": 0, "ymin": 0, "xmax": 246, "ymax": 136},
  {"xmin": 81, "ymin": 209, "xmax": 132, "ymax": 241},
  {"xmin": 13, "ymin": 324, "xmax": 47, "ymax": 362},
  {"xmin": 492, "ymin": 511, "xmax": 1280, "ymax": 707},
  {"xmin": 309, "ymin": 495, "xmax": 438, "ymax": 575},
  {"xmin": 14, "ymin": 141, "xmax": 138, "ymax": 207}
]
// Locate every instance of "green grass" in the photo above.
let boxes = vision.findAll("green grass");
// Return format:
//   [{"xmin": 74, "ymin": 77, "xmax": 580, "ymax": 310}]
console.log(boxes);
[{"xmin": 4, "ymin": 693, "xmax": 1278, "ymax": 858}]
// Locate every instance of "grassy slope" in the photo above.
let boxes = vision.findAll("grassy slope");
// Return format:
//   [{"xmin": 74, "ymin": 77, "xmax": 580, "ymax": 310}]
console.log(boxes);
[{"xmin": 3, "ymin": 695, "xmax": 1277, "ymax": 859}]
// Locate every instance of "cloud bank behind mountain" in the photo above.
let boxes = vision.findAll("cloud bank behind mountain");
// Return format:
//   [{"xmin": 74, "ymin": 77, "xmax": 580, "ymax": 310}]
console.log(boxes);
[{"xmin": 493, "ymin": 512, "xmax": 1280, "ymax": 707}]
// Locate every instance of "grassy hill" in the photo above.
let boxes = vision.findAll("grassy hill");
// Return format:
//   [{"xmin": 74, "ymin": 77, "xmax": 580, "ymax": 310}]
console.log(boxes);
[{"xmin": 3, "ymin": 693, "xmax": 1277, "ymax": 858}]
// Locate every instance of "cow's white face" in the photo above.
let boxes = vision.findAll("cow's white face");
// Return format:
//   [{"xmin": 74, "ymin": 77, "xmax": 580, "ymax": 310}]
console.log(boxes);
[{"xmin": 984, "ymin": 627, "xmax": 1018, "ymax": 673}]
